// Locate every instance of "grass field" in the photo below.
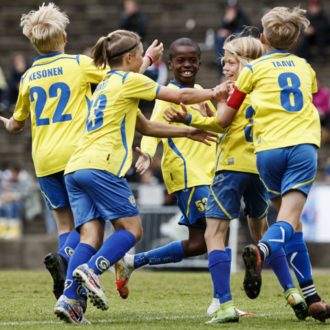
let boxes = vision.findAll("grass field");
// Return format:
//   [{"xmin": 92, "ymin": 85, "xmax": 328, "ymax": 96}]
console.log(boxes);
[{"xmin": 0, "ymin": 269, "xmax": 329, "ymax": 329}]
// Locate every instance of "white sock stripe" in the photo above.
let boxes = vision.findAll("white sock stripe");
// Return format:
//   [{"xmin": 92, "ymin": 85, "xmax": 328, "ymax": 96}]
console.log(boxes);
[
  {"xmin": 258, "ymin": 243, "xmax": 269, "ymax": 257},
  {"xmin": 302, "ymin": 284, "xmax": 315, "ymax": 291},
  {"xmin": 302, "ymin": 288, "xmax": 316, "ymax": 295},
  {"xmin": 289, "ymin": 252, "xmax": 304, "ymax": 279}
]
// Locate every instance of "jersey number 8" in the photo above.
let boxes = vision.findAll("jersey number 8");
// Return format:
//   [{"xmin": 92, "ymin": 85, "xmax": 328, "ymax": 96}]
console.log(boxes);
[{"xmin": 278, "ymin": 72, "xmax": 303, "ymax": 112}]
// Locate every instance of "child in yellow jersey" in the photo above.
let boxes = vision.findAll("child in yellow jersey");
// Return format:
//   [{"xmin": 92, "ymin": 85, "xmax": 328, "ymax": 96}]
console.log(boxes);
[
  {"xmin": 113, "ymin": 37, "xmax": 224, "ymax": 315},
  {"xmin": 54, "ymin": 29, "xmax": 219, "ymax": 324},
  {"xmin": 0, "ymin": 3, "xmax": 163, "ymax": 302},
  {"xmin": 216, "ymin": 7, "xmax": 330, "ymax": 322},
  {"xmin": 166, "ymin": 34, "xmax": 307, "ymax": 323}
]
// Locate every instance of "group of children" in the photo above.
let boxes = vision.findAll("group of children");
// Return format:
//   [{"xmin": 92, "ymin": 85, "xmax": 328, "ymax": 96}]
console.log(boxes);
[{"xmin": 0, "ymin": 2, "xmax": 329, "ymax": 325}]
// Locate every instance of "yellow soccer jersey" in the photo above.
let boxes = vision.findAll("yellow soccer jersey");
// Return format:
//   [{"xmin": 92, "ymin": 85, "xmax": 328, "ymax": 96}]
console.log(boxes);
[
  {"xmin": 13, "ymin": 52, "xmax": 107, "ymax": 177},
  {"xmin": 141, "ymin": 81, "xmax": 217, "ymax": 194},
  {"xmin": 235, "ymin": 50, "xmax": 321, "ymax": 152},
  {"xmin": 65, "ymin": 70, "xmax": 160, "ymax": 177},
  {"xmin": 216, "ymin": 95, "xmax": 257, "ymax": 174}
]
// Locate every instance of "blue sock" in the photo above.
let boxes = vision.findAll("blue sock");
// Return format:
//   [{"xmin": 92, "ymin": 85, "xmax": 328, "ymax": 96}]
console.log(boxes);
[
  {"xmin": 208, "ymin": 250, "xmax": 232, "ymax": 304},
  {"xmin": 88, "ymin": 230, "xmax": 136, "ymax": 275},
  {"xmin": 284, "ymin": 232, "xmax": 312, "ymax": 284},
  {"xmin": 134, "ymin": 240, "xmax": 185, "ymax": 269},
  {"xmin": 284, "ymin": 232, "xmax": 321, "ymax": 305},
  {"xmin": 258, "ymin": 221, "xmax": 294, "ymax": 258},
  {"xmin": 266, "ymin": 248, "xmax": 294, "ymax": 292},
  {"xmin": 58, "ymin": 232, "xmax": 69, "ymax": 254},
  {"xmin": 64, "ymin": 242, "xmax": 96, "ymax": 300},
  {"xmin": 59, "ymin": 230, "xmax": 80, "ymax": 262},
  {"xmin": 212, "ymin": 247, "xmax": 232, "ymax": 299}
]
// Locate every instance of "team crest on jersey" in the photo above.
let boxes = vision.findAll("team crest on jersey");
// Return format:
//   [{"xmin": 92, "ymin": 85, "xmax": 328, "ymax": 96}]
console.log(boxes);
[
  {"xmin": 129, "ymin": 195, "xmax": 136, "ymax": 207},
  {"xmin": 227, "ymin": 157, "xmax": 234, "ymax": 165},
  {"xmin": 95, "ymin": 256, "xmax": 110, "ymax": 272},
  {"xmin": 65, "ymin": 247, "xmax": 74, "ymax": 258},
  {"xmin": 64, "ymin": 279, "xmax": 73, "ymax": 290}
]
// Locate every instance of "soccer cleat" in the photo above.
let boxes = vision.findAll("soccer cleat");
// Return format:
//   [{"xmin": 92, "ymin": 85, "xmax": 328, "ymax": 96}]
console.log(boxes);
[
  {"xmin": 206, "ymin": 301, "xmax": 239, "ymax": 324},
  {"xmin": 242, "ymin": 244, "xmax": 262, "ymax": 299},
  {"xmin": 308, "ymin": 300, "xmax": 330, "ymax": 322},
  {"xmin": 73, "ymin": 264, "xmax": 109, "ymax": 311},
  {"xmin": 284, "ymin": 288, "xmax": 308, "ymax": 320},
  {"xmin": 115, "ymin": 254, "xmax": 134, "ymax": 299},
  {"xmin": 54, "ymin": 294, "xmax": 89, "ymax": 324},
  {"xmin": 206, "ymin": 298, "xmax": 220, "ymax": 316},
  {"xmin": 44, "ymin": 252, "xmax": 67, "ymax": 299}
]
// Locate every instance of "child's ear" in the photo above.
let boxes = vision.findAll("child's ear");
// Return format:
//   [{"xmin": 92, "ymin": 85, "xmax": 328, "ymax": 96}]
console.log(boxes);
[
  {"xmin": 168, "ymin": 60, "xmax": 173, "ymax": 71},
  {"xmin": 260, "ymin": 33, "xmax": 267, "ymax": 45}
]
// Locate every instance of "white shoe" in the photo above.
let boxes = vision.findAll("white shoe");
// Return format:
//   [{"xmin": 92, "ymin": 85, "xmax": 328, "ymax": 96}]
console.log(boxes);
[{"xmin": 207, "ymin": 298, "xmax": 220, "ymax": 316}]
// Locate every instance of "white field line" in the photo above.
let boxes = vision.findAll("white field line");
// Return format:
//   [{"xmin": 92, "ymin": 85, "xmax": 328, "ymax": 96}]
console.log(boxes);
[{"xmin": 0, "ymin": 312, "xmax": 290, "ymax": 327}]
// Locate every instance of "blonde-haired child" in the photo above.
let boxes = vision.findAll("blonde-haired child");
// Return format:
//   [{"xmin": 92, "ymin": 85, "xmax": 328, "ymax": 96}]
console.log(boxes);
[
  {"xmin": 215, "ymin": 6, "xmax": 330, "ymax": 322},
  {"xmin": 0, "ymin": 2, "xmax": 162, "ymax": 303}
]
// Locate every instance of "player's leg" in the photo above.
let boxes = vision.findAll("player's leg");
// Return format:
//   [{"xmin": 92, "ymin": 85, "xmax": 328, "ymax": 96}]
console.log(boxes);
[
  {"xmin": 133, "ymin": 186, "xmax": 209, "ymax": 268},
  {"xmin": 115, "ymin": 186, "xmax": 209, "ymax": 299},
  {"xmin": 71, "ymin": 170, "xmax": 140, "ymax": 310},
  {"xmin": 54, "ymin": 171, "xmax": 103, "ymax": 323},
  {"xmin": 248, "ymin": 216, "xmax": 307, "ymax": 319},
  {"xmin": 205, "ymin": 218, "xmax": 238, "ymax": 324},
  {"xmin": 205, "ymin": 171, "xmax": 241, "ymax": 324},
  {"xmin": 244, "ymin": 173, "xmax": 307, "ymax": 319},
  {"xmin": 242, "ymin": 148, "xmax": 298, "ymax": 297},
  {"xmin": 39, "ymin": 172, "xmax": 80, "ymax": 299},
  {"xmin": 246, "ymin": 145, "xmax": 329, "ymax": 322}
]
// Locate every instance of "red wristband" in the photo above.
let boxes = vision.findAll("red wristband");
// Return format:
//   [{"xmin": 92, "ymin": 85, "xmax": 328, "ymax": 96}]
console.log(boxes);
[{"xmin": 145, "ymin": 52, "xmax": 154, "ymax": 65}]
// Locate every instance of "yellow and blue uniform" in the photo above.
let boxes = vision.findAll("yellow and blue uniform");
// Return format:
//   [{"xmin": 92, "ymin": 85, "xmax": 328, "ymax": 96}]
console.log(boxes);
[
  {"xmin": 141, "ymin": 81, "xmax": 217, "ymax": 226},
  {"xmin": 187, "ymin": 96, "xmax": 268, "ymax": 220},
  {"xmin": 13, "ymin": 52, "xmax": 107, "ymax": 208},
  {"xmin": 65, "ymin": 70, "xmax": 160, "ymax": 227},
  {"xmin": 228, "ymin": 50, "xmax": 321, "ymax": 198}
]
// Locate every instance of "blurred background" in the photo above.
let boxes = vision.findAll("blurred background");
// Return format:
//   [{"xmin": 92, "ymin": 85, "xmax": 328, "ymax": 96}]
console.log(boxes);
[{"xmin": 0, "ymin": 0, "xmax": 330, "ymax": 269}]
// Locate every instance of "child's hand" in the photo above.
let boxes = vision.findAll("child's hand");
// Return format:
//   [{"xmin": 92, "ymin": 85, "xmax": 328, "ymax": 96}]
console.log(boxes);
[
  {"xmin": 212, "ymin": 81, "xmax": 230, "ymax": 102},
  {"xmin": 193, "ymin": 102, "xmax": 215, "ymax": 117},
  {"xmin": 145, "ymin": 39, "xmax": 164, "ymax": 64},
  {"xmin": 163, "ymin": 104, "xmax": 189, "ymax": 123},
  {"xmin": 135, "ymin": 147, "xmax": 151, "ymax": 175}
]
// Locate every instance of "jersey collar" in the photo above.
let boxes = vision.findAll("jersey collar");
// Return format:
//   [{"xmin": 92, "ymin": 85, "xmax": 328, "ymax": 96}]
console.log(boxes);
[
  {"xmin": 34, "ymin": 51, "xmax": 63, "ymax": 62},
  {"xmin": 262, "ymin": 50, "xmax": 289, "ymax": 57},
  {"xmin": 169, "ymin": 80, "xmax": 185, "ymax": 89}
]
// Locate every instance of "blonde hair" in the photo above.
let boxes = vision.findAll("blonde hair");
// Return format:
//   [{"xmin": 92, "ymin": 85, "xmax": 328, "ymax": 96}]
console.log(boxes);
[
  {"xmin": 261, "ymin": 6, "xmax": 310, "ymax": 50},
  {"xmin": 223, "ymin": 35, "xmax": 265, "ymax": 71},
  {"xmin": 92, "ymin": 30, "xmax": 141, "ymax": 68},
  {"xmin": 21, "ymin": 3, "xmax": 69, "ymax": 54}
]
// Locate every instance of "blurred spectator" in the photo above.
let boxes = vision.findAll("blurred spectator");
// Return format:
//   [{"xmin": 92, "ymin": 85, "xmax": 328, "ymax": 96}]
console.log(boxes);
[
  {"xmin": 313, "ymin": 79, "xmax": 330, "ymax": 143},
  {"xmin": 0, "ymin": 164, "xmax": 41, "ymax": 239},
  {"xmin": 0, "ymin": 66, "xmax": 7, "ymax": 106},
  {"xmin": 214, "ymin": 0, "xmax": 250, "ymax": 76},
  {"xmin": 119, "ymin": 0, "xmax": 148, "ymax": 42},
  {"xmin": 296, "ymin": 0, "xmax": 330, "ymax": 62},
  {"xmin": 1, "ymin": 53, "xmax": 29, "ymax": 113}
]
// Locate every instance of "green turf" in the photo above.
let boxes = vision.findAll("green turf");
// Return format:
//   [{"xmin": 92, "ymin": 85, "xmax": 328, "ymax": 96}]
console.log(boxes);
[{"xmin": 0, "ymin": 269, "xmax": 329, "ymax": 329}]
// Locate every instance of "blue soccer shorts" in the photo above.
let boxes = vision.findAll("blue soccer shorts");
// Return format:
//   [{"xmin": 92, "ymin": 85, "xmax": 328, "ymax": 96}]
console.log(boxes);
[
  {"xmin": 38, "ymin": 171, "xmax": 70, "ymax": 210},
  {"xmin": 174, "ymin": 185, "xmax": 209, "ymax": 228},
  {"xmin": 206, "ymin": 170, "xmax": 268, "ymax": 220},
  {"xmin": 256, "ymin": 144, "xmax": 317, "ymax": 199},
  {"xmin": 65, "ymin": 169, "xmax": 139, "ymax": 228}
]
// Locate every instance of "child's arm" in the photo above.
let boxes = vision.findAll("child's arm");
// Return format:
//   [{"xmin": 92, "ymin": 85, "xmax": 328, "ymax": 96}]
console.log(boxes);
[{"xmin": 164, "ymin": 103, "xmax": 224, "ymax": 133}]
